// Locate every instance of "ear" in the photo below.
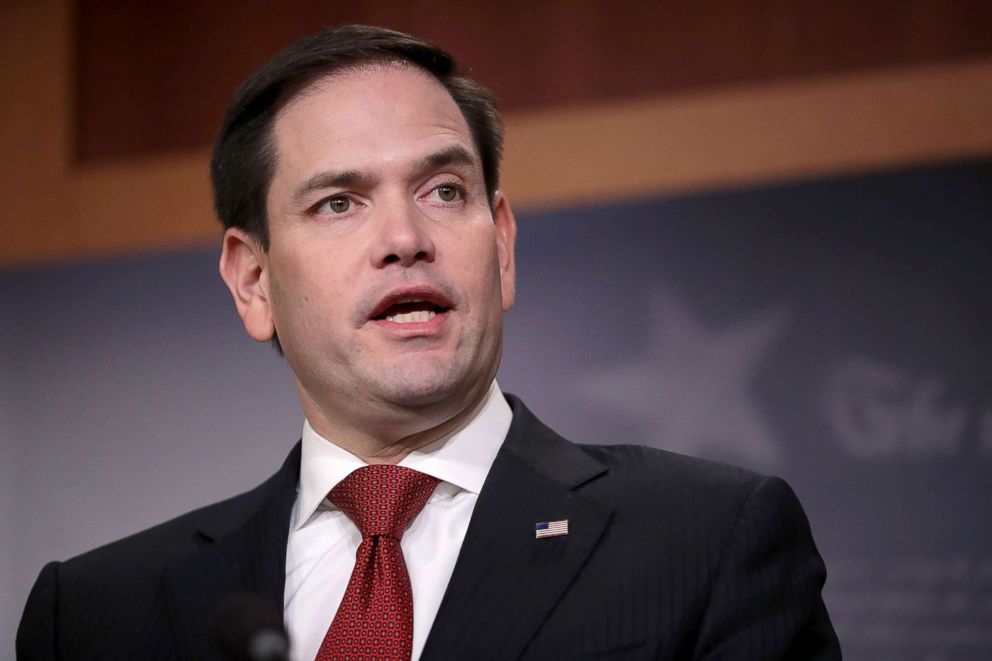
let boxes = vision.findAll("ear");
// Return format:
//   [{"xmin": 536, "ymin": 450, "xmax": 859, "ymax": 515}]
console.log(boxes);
[
  {"xmin": 491, "ymin": 192, "xmax": 517, "ymax": 311},
  {"xmin": 219, "ymin": 228, "xmax": 276, "ymax": 342}
]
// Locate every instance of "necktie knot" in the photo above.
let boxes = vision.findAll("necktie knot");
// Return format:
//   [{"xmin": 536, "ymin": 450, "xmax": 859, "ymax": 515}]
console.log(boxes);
[{"xmin": 328, "ymin": 464, "xmax": 440, "ymax": 539}]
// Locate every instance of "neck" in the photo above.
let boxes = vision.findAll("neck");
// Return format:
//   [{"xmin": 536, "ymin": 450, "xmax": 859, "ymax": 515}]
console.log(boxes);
[{"xmin": 300, "ymin": 382, "xmax": 492, "ymax": 464}]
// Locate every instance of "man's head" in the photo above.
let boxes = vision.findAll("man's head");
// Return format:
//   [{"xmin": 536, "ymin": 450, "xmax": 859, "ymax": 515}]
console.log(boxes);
[
  {"xmin": 215, "ymin": 26, "xmax": 516, "ymax": 449},
  {"xmin": 211, "ymin": 25, "xmax": 503, "ymax": 249}
]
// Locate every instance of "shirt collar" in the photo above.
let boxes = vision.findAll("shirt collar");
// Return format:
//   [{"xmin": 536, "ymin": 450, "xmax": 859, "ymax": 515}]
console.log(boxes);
[{"xmin": 295, "ymin": 380, "xmax": 512, "ymax": 529}]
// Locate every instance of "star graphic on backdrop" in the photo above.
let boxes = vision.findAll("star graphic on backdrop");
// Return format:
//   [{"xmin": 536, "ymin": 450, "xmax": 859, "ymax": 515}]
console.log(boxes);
[{"xmin": 575, "ymin": 286, "xmax": 790, "ymax": 471}]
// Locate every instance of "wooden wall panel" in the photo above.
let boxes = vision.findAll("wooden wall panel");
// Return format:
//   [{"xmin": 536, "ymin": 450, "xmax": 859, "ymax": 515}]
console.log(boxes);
[
  {"xmin": 75, "ymin": 0, "xmax": 992, "ymax": 162},
  {"xmin": 501, "ymin": 59, "xmax": 992, "ymax": 210},
  {"xmin": 2, "ymin": 0, "xmax": 991, "ymax": 267},
  {"xmin": 1, "ymin": 0, "xmax": 73, "ymax": 260}
]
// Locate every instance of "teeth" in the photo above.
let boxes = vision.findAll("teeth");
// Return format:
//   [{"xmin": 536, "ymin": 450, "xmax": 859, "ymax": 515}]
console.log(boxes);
[{"xmin": 386, "ymin": 310, "xmax": 437, "ymax": 324}]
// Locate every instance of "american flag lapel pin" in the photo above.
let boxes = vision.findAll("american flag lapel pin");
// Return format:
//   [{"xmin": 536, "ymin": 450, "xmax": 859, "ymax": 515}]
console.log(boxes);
[{"xmin": 535, "ymin": 519, "xmax": 569, "ymax": 539}]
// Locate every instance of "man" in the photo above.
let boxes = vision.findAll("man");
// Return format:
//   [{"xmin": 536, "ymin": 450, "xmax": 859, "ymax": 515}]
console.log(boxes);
[{"xmin": 17, "ymin": 25, "xmax": 840, "ymax": 660}]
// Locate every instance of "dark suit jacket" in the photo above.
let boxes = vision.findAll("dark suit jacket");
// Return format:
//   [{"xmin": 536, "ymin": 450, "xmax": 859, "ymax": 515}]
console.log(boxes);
[{"xmin": 18, "ymin": 395, "xmax": 840, "ymax": 659}]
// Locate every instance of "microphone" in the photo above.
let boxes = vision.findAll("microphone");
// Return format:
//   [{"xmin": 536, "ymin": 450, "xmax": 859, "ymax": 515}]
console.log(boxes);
[{"xmin": 212, "ymin": 593, "xmax": 291, "ymax": 661}]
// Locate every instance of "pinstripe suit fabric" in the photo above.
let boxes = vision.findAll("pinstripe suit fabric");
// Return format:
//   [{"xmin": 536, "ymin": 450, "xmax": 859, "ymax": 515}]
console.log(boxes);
[{"xmin": 17, "ymin": 395, "xmax": 840, "ymax": 660}]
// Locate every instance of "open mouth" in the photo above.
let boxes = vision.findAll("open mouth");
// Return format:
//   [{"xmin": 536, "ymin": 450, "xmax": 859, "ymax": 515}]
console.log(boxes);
[
  {"xmin": 369, "ymin": 287, "xmax": 454, "ymax": 325},
  {"xmin": 374, "ymin": 300, "xmax": 450, "ymax": 324}
]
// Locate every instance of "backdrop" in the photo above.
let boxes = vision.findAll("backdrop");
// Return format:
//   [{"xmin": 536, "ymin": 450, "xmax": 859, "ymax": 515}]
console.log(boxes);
[{"xmin": 3, "ymin": 158, "xmax": 990, "ymax": 659}]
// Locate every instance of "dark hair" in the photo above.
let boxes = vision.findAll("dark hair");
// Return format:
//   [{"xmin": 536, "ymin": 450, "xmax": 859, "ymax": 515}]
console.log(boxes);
[{"xmin": 210, "ymin": 24, "xmax": 503, "ymax": 249}]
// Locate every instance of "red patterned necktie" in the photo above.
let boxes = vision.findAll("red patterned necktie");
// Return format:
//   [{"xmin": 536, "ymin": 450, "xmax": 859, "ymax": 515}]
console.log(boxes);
[{"xmin": 316, "ymin": 465, "xmax": 441, "ymax": 661}]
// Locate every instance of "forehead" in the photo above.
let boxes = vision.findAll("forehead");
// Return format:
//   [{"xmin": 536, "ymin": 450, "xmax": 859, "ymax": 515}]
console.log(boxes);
[{"xmin": 270, "ymin": 64, "xmax": 475, "ymax": 176}]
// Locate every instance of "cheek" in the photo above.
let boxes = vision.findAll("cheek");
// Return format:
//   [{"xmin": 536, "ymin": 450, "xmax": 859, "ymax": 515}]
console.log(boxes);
[
  {"xmin": 268, "ymin": 260, "xmax": 339, "ymax": 332},
  {"xmin": 454, "ymin": 242, "xmax": 500, "ymax": 297}
]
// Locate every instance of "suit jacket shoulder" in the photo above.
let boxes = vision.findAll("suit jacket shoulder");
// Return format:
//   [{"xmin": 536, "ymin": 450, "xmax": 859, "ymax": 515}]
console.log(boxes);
[
  {"xmin": 16, "ymin": 444, "xmax": 300, "ymax": 660},
  {"xmin": 422, "ymin": 394, "xmax": 840, "ymax": 660}
]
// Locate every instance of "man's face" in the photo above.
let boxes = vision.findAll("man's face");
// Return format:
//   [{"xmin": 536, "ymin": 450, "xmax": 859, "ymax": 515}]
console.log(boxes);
[{"xmin": 229, "ymin": 64, "xmax": 515, "ymax": 430}]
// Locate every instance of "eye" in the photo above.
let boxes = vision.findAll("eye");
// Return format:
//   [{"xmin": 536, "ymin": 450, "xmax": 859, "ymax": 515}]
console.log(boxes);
[
  {"xmin": 325, "ymin": 196, "xmax": 351, "ymax": 213},
  {"xmin": 434, "ymin": 184, "xmax": 461, "ymax": 203}
]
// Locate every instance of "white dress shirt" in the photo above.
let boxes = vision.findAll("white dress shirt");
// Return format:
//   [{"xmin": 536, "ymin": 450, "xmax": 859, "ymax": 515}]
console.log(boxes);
[{"xmin": 284, "ymin": 381, "xmax": 512, "ymax": 661}]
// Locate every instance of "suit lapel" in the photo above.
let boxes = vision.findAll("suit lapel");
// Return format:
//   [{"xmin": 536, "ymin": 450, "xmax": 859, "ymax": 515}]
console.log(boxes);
[
  {"xmin": 422, "ymin": 396, "xmax": 613, "ymax": 660},
  {"xmin": 163, "ymin": 443, "xmax": 300, "ymax": 660}
]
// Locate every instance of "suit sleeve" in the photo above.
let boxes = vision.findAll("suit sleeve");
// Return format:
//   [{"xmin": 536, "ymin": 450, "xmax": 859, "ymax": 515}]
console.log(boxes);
[
  {"xmin": 17, "ymin": 561, "xmax": 60, "ymax": 661},
  {"xmin": 693, "ymin": 476, "xmax": 841, "ymax": 660}
]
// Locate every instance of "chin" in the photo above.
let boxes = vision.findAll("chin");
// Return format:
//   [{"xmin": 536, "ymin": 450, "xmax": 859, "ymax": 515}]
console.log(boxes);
[{"xmin": 371, "ymin": 364, "xmax": 484, "ymax": 410}]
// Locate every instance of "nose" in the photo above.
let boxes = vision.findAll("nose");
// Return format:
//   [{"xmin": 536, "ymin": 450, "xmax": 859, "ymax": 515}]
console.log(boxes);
[{"xmin": 369, "ymin": 198, "xmax": 436, "ymax": 269}]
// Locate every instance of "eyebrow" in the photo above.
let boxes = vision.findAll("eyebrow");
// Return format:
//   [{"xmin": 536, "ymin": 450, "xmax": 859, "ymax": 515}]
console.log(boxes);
[
  {"xmin": 292, "ymin": 169, "xmax": 371, "ymax": 204},
  {"xmin": 291, "ymin": 144, "xmax": 480, "ymax": 205},
  {"xmin": 413, "ymin": 145, "xmax": 478, "ymax": 175}
]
